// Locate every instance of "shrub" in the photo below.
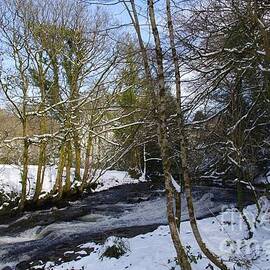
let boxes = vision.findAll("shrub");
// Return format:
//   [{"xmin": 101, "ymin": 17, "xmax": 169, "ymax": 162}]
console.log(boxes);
[{"xmin": 99, "ymin": 237, "xmax": 130, "ymax": 260}]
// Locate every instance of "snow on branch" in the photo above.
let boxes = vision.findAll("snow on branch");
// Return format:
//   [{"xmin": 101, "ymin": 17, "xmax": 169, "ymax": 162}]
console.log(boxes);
[{"xmin": 170, "ymin": 174, "xmax": 181, "ymax": 193}]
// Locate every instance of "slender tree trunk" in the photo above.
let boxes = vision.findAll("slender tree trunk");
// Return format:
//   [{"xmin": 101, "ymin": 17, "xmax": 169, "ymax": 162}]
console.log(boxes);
[
  {"xmin": 82, "ymin": 132, "xmax": 93, "ymax": 191},
  {"xmin": 34, "ymin": 107, "xmax": 47, "ymax": 203},
  {"xmin": 53, "ymin": 143, "xmax": 66, "ymax": 198},
  {"xmin": 124, "ymin": 0, "xmax": 191, "ymax": 267},
  {"xmin": 123, "ymin": 0, "xmax": 157, "ymax": 105},
  {"xmin": 142, "ymin": 143, "xmax": 147, "ymax": 179},
  {"xmin": 18, "ymin": 63, "xmax": 30, "ymax": 209},
  {"xmin": 33, "ymin": 142, "xmax": 46, "ymax": 203},
  {"xmin": 64, "ymin": 140, "xmax": 72, "ymax": 194},
  {"xmin": 128, "ymin": 147, "xmax": 141, "ymax": 178},
  {"xmin": 181, "ymin": 136, "xmax": 229, "ymax": 269},
  {"xmin": 165, "ymin": 0, "xmax": 183, "ymax": 229},
  {"xmin": 73, "ymin": 130, "xmax": 82, "ymax": 183},
  {"xmin": 40, "ymin": 164, "xmax": 46, "ymax": 195},
  {"xmin": 177, "ymin": 117, "xmax": 231, "ymax": 268},
  {"xmin": 231, "ymin": 76, "xmax": 253, "ymax": 239},
  {"xmin": 148, "ymin": 1, "xmax": 191, "ymax": 268},
  {"xmin": 165, "ymin": 0, "xmax": 229, "ymax": 269},
  {"xmin": 19, "ymin": 128, "xmax": 29, "ymax": 209},
  {"xmin": 124, "ymin": 0, "xmax": 152, "ymax": 88}
]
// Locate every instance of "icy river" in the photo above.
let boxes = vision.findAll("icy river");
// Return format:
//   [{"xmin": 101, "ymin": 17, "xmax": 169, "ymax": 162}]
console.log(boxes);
[{"xmin": 0, "ymin": 182, "xmax": 252, "ymax": 269}]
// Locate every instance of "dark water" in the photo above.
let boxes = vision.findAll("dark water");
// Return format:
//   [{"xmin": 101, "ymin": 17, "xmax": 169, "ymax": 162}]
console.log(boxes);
[{"xmin": 0, "ymin": 182, "xmax": 252, "ymax": 269}]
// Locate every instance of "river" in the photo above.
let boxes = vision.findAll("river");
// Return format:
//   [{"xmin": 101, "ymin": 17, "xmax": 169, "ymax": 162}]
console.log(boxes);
[{"xmin": 0, "ymin": 182, "xmax": 252, "ymax": 269}]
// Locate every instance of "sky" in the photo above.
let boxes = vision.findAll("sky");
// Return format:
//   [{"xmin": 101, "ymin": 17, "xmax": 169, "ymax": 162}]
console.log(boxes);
[
  {"xmin": 87, "ymin": 0, "xmax": 153, "ymax": 42},
  {"xmin": 0, "ymin": 0, "xmax": 177, "ymax": 108}
]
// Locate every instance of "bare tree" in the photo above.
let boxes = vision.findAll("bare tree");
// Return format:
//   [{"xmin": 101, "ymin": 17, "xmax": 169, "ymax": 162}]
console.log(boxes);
[{"xmin": 122, "ymin": 0, "xmax": 191, "ymax": 268}]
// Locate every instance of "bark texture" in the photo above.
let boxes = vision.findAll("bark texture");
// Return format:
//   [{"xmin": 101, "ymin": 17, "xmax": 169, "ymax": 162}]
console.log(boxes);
[{"xmin": 148, "ymin": 1, "xmax": 191, "ymax": 268}]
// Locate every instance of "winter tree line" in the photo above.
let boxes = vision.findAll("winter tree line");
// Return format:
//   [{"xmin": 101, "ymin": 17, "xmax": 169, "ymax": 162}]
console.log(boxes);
[
  {"xmin": 0, "ymin": 0, "xmax": 269, "ymax": 268},
  {"xmin": 0, "ymin": 0, "xmax": 148, "ymax": 208}
]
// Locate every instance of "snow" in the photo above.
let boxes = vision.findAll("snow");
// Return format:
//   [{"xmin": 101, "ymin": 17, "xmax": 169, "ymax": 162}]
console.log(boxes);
[
  {"xmin": 95, "ymin": 170, "xmax": 145, "ymax": 192},
  {"xmin": 0, "ymin": 164, "xmax": 145, "ymax": 199},
  {"xmin": 171, "ymin": 174, "xmax": 181, "ymax": 193},
  {"xmin": 0, "ymin": 164, "xmax": 56, "ymax": 195},
  {"xmin": 1, "ymin": 164, "xmax": 270, "ymax": 269},
  {"xmin": 33, "ymin": 197, "xmax": 270, "ymax": 270}
]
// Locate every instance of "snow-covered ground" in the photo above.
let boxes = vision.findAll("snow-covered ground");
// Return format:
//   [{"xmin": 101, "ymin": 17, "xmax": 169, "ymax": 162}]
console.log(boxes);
[
  {"xmin": 0, "ymin": 164, "xmax": 144, "ymax": 198},
  {"xmin": 38, "ymin": 197, "xmax": 270, "ymax": 270},
  {"xmin": 1, "ymin": 164, "xmax": 269, "ymax": 270}
]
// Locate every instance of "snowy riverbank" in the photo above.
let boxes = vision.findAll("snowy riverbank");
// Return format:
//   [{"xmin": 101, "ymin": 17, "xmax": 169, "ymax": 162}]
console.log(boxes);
[
  {"xmin": 0, "ymin": 164, "xmax": 144, "ymax": 198},
  {"xmin": 37, "ymin": 197, "xmax": 270, "ymax": 270}
]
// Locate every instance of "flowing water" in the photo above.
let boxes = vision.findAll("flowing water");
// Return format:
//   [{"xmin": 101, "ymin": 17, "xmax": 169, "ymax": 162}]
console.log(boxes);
[{"xmin": 0, "ymin": 182, "xmax": 252, "ymax": 269}]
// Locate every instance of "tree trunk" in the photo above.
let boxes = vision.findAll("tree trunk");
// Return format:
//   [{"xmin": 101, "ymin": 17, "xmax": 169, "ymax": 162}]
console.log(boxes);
[
  {"xmin": 148, "ymin": 1, "xmax": 191, "ymax": 268},
  {"xmin": 34, "ymin": 110, "xmax": 47, "ymax": 203},
  {"xmin": 123, "ymin": 0, "xmax": 157, "ymax": 104},
  {"xmin": 19, "ymin": 136, "xmax": 29, "ymax": 209},
  {"xmin": 53, "ymin": 143, "xmax": 66, "ymax": 198},
  {"xmin": 82, "ymin": 132, "xmax": 93, "ymax": 191},
  {"xmin": 33, "ymin": 142, "xmax": 46, "ymax": 203},
  {"xmin": 165, "ymin": 0, "xmax": 183, "ymax": 229},
  {"xmin": 64, "ymin": 141, "xmax": 72, "ymax": 194},
  {"xmin": 165, "ymin": 0, "xmax": 229, "ymax": 269},
  {"xmin": 181, "ymin": 132, "xmax": 229, "ymax": 270},
  {"xmin": 73, "ymin": 130, "xmax": 82, "ymax": 183},
  {"xmin": 142, "ymin": 143, "xmax": 147, "ymax": 179}
]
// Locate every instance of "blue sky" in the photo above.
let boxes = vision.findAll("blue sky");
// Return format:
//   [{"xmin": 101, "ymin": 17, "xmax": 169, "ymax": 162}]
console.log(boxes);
[{"xmin": 87, "ymin": 0, "xmax": 152, "ymax": 42}]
